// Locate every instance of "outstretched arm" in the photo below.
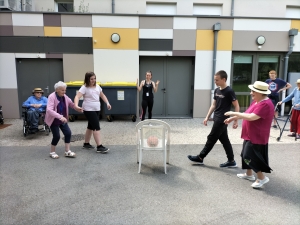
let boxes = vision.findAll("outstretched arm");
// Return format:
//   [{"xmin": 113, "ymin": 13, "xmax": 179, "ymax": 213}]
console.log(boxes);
[
  {"xmin": 137, "ymin": 79, "xmax": 144, "ymax": 92},
  {"xmin": 153, "ymin": 80, "xmax": 160, "ymax": 93},
  {"xmin": 231, "ymin": 100, "xmax": 240, "ymax": 129}
]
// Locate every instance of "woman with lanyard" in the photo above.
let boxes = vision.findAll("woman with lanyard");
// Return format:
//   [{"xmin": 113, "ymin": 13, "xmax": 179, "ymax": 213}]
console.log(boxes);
[
  {"xmin": 137, "ymin": 71, "xmax": 160, "ymax": 121},
  {"xmin": 45, "ymin": 81, "xmax": 83, "ymax": 159}
]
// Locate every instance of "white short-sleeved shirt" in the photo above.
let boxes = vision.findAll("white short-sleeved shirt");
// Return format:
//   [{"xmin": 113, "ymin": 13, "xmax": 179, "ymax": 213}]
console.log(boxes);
[{"xmin": 79, "ymin": 84, "xmax": 102, "ymax": 111}]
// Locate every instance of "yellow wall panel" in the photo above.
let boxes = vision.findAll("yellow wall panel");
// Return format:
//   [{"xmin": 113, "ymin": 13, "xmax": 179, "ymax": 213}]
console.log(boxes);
[
  {"xmin": 93, "ymin": 28, "xmax": 138, "ymax": 49},
  {"xmin": 44, "ymin": 27, "xmax": 62, "ymax": 36},
  {"xmin": 218, "ymin": 30, "xmax": 233, "ymax": 50},
  {"xmin": 196, "ymin": 30, "xmax": 214, "ymax": 50},
  {"xmin": 291, "ymin": 20, "xmax": 300, "ymax": 30}
]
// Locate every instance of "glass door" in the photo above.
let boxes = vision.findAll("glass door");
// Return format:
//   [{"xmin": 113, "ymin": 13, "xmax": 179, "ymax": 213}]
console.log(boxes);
[{"xmin": 231, "ymin": 53, "xmax": 282, "ymax": 112}]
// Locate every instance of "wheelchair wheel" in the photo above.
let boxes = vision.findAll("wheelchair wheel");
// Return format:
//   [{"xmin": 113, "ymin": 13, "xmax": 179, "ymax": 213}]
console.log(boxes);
[{"xmin": 23, "ymin": 122, "xmax": 29, "ymax": 137}]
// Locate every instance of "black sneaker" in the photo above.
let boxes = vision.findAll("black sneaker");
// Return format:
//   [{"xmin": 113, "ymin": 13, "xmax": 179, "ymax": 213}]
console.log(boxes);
[
  {"xmin": 272, "ymin": 125, "xmax": 277, "ymax": 128},
  {"xmin": 219, "ymin": 160, "xmax": 237, "ymax": 168},
  {"xmin": 82, "ymin": 143, "xmax": 95, "ymax": 149},
  {"xmin": 187, "ymin": 155, "xmax": 204, "ymax": 164},
  {"xmin": 96, "ymin": 145, "xmax": 109, "ymax": 153}
]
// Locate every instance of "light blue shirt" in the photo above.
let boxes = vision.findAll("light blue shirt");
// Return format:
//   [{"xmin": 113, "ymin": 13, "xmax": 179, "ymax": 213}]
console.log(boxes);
[
  {"xmin": 22, "ymin": 96, "xmax": 48, "ymax": 112},
  {"xmin": 282, "ymin": 87, "xmax": 300, "ymax": 110}
]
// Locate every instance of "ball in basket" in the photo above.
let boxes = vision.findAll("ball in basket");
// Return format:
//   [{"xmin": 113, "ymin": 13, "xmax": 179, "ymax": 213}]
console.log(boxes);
[{"xmin": 147, "ymin": 135, "xmax": 159, "ymax": 147}]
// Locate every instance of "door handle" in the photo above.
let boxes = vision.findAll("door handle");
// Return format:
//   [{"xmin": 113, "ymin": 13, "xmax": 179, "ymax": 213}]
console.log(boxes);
[
  {"xmin": 44, "ymin": 86, "xmax": 49, "ymax": 93},
  {"xmin": 161, "ymin": 88, "xmax": 166, "ymax": 93}
]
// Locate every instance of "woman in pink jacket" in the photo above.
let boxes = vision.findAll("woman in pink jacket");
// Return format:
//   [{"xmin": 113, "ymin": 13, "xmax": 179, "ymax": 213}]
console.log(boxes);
[{"xmin": 45, "ymin": 81, "xmax": 83, "ymax": 159}]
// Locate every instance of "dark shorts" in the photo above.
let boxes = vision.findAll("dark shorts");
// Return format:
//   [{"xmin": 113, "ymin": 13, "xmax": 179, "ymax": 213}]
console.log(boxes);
[
  {"xmin": 241, "ymin": 140, "xmax": 272, "ymax": 173},
  {"xmin": 268, "ymin": 95, "xmax": 280, "ymax": 111},
  {"xmin": 84, "ymin": 111, "xmax": 100, "ymax": 131}
]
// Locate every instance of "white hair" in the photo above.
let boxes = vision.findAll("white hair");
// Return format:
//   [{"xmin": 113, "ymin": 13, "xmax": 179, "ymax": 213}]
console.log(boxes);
[{"xmin": 54, "ymin": 81, "xmax": 67, "ymax": 90}]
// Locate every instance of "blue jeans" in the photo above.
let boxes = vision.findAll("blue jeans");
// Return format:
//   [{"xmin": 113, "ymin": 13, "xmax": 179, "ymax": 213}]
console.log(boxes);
[{"xmin": 50, "ymin": 123, "xmax": 71, "ymax": 146}]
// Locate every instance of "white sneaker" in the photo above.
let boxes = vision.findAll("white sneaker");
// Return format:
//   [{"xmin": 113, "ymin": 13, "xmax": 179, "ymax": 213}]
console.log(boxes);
[
  {"xmin": 251, "ymin": 177, "xmax": 269, "ymax": 188},
  {"xmin": 237, "ymin": 173, "xmax": 255, "ymax": 181}
]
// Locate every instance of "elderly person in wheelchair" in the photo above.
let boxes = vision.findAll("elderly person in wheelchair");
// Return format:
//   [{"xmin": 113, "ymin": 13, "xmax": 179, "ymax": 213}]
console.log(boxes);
[{"xmin": 22, "ymin": 88, "xmax": 48, "ymax": 134}]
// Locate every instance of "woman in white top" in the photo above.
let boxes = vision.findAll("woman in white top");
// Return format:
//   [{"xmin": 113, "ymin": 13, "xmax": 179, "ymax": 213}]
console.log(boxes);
[{"xmin": 74, "ymin": 72, "xmax": 111, "ymax": 153}]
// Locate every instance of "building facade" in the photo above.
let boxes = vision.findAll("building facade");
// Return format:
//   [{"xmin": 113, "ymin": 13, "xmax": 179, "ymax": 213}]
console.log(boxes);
[{"xmin": 0, "ymin": 0, "xmax": 299, "ymax": 119}]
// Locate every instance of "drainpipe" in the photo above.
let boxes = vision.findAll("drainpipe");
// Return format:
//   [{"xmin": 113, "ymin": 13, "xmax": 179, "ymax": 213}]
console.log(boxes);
[
  {"xmin": 231, "ymin": 0, "xmax": 234, "ymax": 16},
  {"xmin": 281, "ymin": 28, "xmax": 298, "ymax": 116},
  {"xmin": 112, "ymin": 0, "xmax": 115, "ymax": 13},
  {"xmin": 211, "ymin": 23, "xmax": 221, "ymax": 109}
]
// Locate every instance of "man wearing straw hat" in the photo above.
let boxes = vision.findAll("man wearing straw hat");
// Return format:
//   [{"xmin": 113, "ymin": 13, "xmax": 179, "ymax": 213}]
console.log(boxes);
[
  {"xmin": 224, "ymin": 81, "xmax": 273, "ymax": 188},
  {"xmin": 278, "ymin": 79, "xmax": 300, "ymax": 139},
  {"xmin": 22, "ymin": 88, "xmax": 48, "ymax": 133}
]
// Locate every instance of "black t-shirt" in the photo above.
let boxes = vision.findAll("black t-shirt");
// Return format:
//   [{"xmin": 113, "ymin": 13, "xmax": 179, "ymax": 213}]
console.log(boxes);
[
  {"xmin": 213, "ymin": 86, "xmax": 237, "ymax": 122},
  {"xmin": 142, "ymin": 81, "xmax": 154, "ymax": 99}
]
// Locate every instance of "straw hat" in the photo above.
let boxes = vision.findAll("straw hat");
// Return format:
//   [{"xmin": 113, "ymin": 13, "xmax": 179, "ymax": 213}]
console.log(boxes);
[
  {"xmin": 32, "ymin": 88, "xmax": 44, "ymax": 94},
  {"xmin": 248, "ymin": 81, "xmax": 271, "ymax": 94},
  {"xmin": 296, "ymin": 79, "xmax": 300, "ymax": 84}
]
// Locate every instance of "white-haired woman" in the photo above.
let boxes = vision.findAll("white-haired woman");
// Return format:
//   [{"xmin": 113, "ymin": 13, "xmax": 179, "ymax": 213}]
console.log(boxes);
[
  {"xmin": 45, "ymin": 81, "xmax": 83, "ymax": 159},
  {"xmin": 224, "ymin": 81, "xmax": 274, "ymax": 189}
]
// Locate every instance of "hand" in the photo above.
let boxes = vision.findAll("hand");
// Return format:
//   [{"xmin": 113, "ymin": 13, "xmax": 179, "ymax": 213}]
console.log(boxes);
[
  {"xmin": 277, "ymin": 89, "xmax": 282, "ymax": 93},
  {"xmin": 224, "ymin": 111, "xmax": 234, "ymax": 116},
  {"xmin": 75, "ymin": 106, "xmax": 83, "ymax": 113},
  {"xmin": 60, "ymin": 117, "xmax": 67, "ymax": 123},
  {"xmin": 278, "ymin": 101, "xmax": 282, "ymax": 105},
  {"xmin": 203, "ymin": 118, "xmax": 208, "ymax": 126},
  {"xmin": 224, "ymin": 117, "xmax": 234, "ymax": 125},
  {"xmin": 232, "ymin": 120, "xmax": 238, "ymax": 129},
  {"xmin": 107, "ymin": 103, "xmax": 112, "ymax": 110},
  {"xmin": 156, "ymin": 80, "xmax": 160, "ymax": 85},
  {"xmin": 295, "ymin": 104, "xmax": 300, "ymax": 108}
]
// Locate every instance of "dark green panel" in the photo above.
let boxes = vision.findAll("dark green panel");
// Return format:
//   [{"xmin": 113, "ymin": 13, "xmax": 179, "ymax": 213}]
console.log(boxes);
[
  {"xmin": 0, "ymin": 36, "xmax": 44, "ymax": 53},
  {"xmin": 0, "ymin": 36, "xmax": 93, "ymax": 54},
  {"xmin": 139, "ymin": 39, "xmax": 173, "ymax": 51}
]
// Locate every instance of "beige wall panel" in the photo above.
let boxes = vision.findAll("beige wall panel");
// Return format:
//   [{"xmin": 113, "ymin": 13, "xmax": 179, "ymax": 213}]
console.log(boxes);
[
  {"xmin": 63, "ymin": 54, "xmax": 94, "ymax": 82},
  {"xmin": 233, "ymin": 31, "xmax": 289, "ymax": 51},
  {"xmin": 0, "ymin": 89, "xmax": 19, "ymax": 119},
  {"xmin": 173, "ymin": 29, "xmax": 196, "ymax": 50},
  {"xmin": 0, "ymin": 13, "xmax": 12, "ymax": 26},
  {"xmin": 139, "ymin": 17, "xmax": 173, "ymax": 29},
  {"xmin": 234, "ymin": 0, "xmax": 300, "ymax": 18},
  {"xmin": 92, "ymin": 15, "xmax": 139, "ymax": 28},
  {"xmin": 233, "ymin": 19, "xmax": 290, "ymax": 31},
  {"xmin": 93, "ymin": 49, "xmax": 138, "ymax": 83},
  {"xmin": 0, "ymin": 53, "xmax": 17, "ymax": 89},
  {"xmin": 293, "ymin": 34, "xmax": 300, "ymax": 52},
  {"xmin": 12, "ymin": 13, "xmax": 43, "ymax": 26},
  {"xmin": 61, "ymin": 15, "xmax": 92, "ymax": 27},
  {"xmin": 216, "ymin": 51, "xmax": 232, "ymax": 84},
  {"xmin": 13, "ymin": 26, "xmax": 44, "ymax": 36},
  {"xmin": 197, "ymin": 18, "xmax": 233, "ymax": 30},
  {"xmin": 193, "ymin": 89, "xmax": 211, "ymax": 118},
  {"xmin": 194, "ymin": 51, "xmax": 213, "ymax": 89}
]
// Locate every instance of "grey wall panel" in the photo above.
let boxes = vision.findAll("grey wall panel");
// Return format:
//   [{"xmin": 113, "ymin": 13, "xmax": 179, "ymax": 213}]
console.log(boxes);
[
  {"xmin": 197, "ymin": 18, "xmax": 234, "ymax": 30},
  {"xmin": 173, "ymin": 50, "xmax": 195, "ymax": 56},
  {"xmin": 63, "ymin": 54, "xmax": 94, "ymax": 82},
  {"xmin": 13, "ymin": 26, "xmax": 44, "ymax": 36},
  {"xmin": 46, "ymin": 53, "xmax": 63, "ymax": 58},
  {"xmin": 61, "ymin": 15, "xmax": 92, "ymax": 27},
  {"xmin": 0, "ymin": 37, "xmax": 44, "ymax": 53},
  {"xmin": 0, "ymin": 89, "xmax": 20, "ymax": 119},
  {"xmin": 0, "ymin": 37, "xmax": 93, "ymax": 54},
  {"xmin": 44, "ymin": 37, "xmax": 93, "ymax": 54},
  {"xmin": 0, "ymin": 26, "xmax": 13, "ymax": 36},
  {"xmin": 139, "ymin": 17, "xmax": 173, "ymax": 29},
  {"xmin": 139, "ymin": 39, "xmax": 173, "ymax": 51},
  {"xmin": 44, "ymin": 14, "xmax": 61, "ymax": 27},
  {"xmin": 173, "ymin": 29, "xmax": 196, "ymax": 50},
  {"xmin": 0, "ymin": 13, "xmax": 12, "ymax": 26},
  {"xmin": 233, "ymin": 31, "xmax": 289, "ymax": 51},
  {"xmin": 193, "ymin": 89, "xmax": 211, "ymax": 117}
]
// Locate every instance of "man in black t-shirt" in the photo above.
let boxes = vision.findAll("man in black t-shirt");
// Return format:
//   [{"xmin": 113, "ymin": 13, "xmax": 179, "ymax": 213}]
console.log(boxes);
[{"xmin": 188, "ymin": 70, "xmax": 240, "ymax": 167}]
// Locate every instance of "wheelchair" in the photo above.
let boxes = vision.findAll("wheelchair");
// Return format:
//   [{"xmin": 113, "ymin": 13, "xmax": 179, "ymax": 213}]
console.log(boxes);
[
  {"xmin": 0, "ymin": 105, "xmax": 3, "ymax": 124},
  {"xmin": 22, "ymin": 107, "xmax": 51, "ymax": 137}
]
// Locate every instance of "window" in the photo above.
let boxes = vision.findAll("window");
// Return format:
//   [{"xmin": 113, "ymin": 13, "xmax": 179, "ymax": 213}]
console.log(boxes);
[
  {"xmin": 193, "ymin": 4, "xmax": 222, "ymax": 16},
  {"xmin": 146, "ymin": 2, "xmax": 176, "ymax": 15},
  {"xmin": 55, "ymin": 0, "xmax": 73, "ymax": 12},
  {"xmin": 286, "ymin": 6, "xmax": 300, "ymax": 18}
]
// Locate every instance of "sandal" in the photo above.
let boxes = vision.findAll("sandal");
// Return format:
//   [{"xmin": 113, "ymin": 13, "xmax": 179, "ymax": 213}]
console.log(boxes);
[
  {"xmin": 50, "ymin": 152, "xmax": 59, "ymax": 159},
  {"xmin": 287, "ymin": 133, "xmax": 296, "ymax": 137},
  {"xmin": 65, "ymin": 150, "xmax": 76, "ymax": 158}
]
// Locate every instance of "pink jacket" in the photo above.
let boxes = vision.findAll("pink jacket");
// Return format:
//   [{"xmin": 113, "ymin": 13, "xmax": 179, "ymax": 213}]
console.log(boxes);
[{"xmin": 45, "ymin": 92, "xmax": 76, "ymax": 126}]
